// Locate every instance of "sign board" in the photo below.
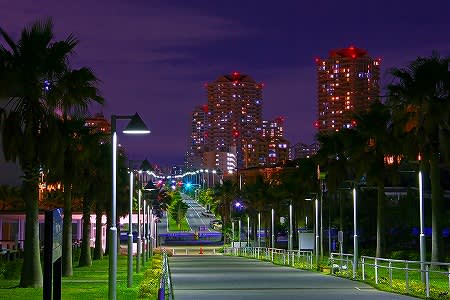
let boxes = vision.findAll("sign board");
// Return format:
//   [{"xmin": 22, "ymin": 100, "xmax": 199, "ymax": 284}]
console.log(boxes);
[
  {"xmin": 44, "ymin": 208, "xmax": 62, "ymax": 300},
  {"xmin": 52, "ymin": 209, "xmax": 63, "ymax": 263},
  {"xmin": 298, "ymin": 232, "xmax": 314, "ymax": 250},
  {"xmin": 338, "ymin": 231, "xmax": 343, "ymax": 243}
]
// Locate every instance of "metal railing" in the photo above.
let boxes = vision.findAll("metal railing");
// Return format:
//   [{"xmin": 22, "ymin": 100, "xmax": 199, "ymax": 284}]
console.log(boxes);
[
  {"xmin": 224, "ymin": 247, "xmax": 313, "ymax": 269},
  {"xmin": 330, "ymin": 252, "xmax": 450, "ymax": 298},
  {"xmin": 360, "ymin": 256, "xmax": 450, "ymax": 298},
  {"xmin": 158, "ymin": 250, "xmax": 174, "ymax": 300}
]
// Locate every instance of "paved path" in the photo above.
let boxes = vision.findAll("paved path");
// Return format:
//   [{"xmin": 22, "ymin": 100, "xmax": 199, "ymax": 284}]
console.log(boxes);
[{"xmin": 169, "ymin": 256, "xmax": 416, "ymax": 300}]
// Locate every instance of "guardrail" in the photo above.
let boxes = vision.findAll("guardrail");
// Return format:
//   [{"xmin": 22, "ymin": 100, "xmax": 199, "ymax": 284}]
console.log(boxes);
[
  {"xmin": 224, "ymin": 247, "xmax": 313, "ymax": 269},
  {"xmin": 360, "ymin": 256, "xmax": 450, "ymax": 298},
  {"xmin": 158, "ymin": 250, "xmax": 174, "ymax": 300},
  {"xmin": 330, "ymin": 253, "xmax": 450, "ymax": 298}
]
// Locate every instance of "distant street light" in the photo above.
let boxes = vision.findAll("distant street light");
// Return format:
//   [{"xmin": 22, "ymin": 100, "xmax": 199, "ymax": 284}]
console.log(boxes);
[
  {"xmin": 352, "ymin": 188, "xmax": 358, "ymax": 279},
  {"xmin": 109, "ymin": 113, "xmax": 149, "ymax": 300},
  {"xmin": 271, "ymin": 208, "xmax": 275, "ymax": 248},
  {"xmin": 144, "ymin": 181, "xmax": 157, "ymax": 258},
  {"xmin": 305, "ymin": 193, "xmax": 319, "ymax": 266}
]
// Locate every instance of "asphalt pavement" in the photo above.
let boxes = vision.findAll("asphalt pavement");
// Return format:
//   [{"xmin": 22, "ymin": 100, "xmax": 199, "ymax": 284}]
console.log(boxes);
[{"xmin": 169, "ymin": 256, "xmax": 416, "ymax": 300}]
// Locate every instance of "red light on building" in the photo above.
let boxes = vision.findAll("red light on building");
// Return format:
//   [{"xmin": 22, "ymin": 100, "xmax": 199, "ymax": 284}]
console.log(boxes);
[
  {"xmin": 315, "ymin": 57, "xmax": 320, "ymax": 63},
  {"xmin": 203, "ymin": 83, "xmax": 208, "ymax": 88},
  {"xmin": 232, "ymin": 130, "xmax": 239, "ymax": 137},
  {"xmin": 314, "ymin": 120, "xmax": 320, "ymax": 128},
  {"xmin": 351, "ymin": 120, "xmax": 357, "ymax": 126},
  {"xmin": 202, "ymin": 104, "xmax": 208, "ymax": 112}
]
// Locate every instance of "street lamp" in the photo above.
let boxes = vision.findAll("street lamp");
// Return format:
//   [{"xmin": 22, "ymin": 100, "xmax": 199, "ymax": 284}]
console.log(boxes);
[
  {"xmin": 258, "ymin": 212, "xmax": 261, "ymax": 247},
  {"xmin": 144, "ymin": 181, "xmax": 157, "ymax": 258},
  {"xmin": 109, "ymin": 113, "xmax": 149, "ymax": 300},
  {"xmin": 138, "ymin": 159, "xmax": 152, "ymax": 264},
  {"xmin": 127, "ymin": 171, "xmax": 133, "ymax": 287},
  {"xmin": 212, "ymin": 170, "xmax": 217, "ymax": 186},
  {"xmin": 271, "ymin": 208, "xmax": 275, "ymax": 248},
  {"xmin": 305, "ymin": 193, "xmax": 319, "ymax": 266},
  {"xmin": 419, "ymin": 171, "xmax": 425, "ymax": 282},
  {"xmin": 352, "ymin": 188, "xmax": 358, "ymax": 279},
  {"xmin": 289, "ymin": 202, "xmax": 293, "ymax": 251}
]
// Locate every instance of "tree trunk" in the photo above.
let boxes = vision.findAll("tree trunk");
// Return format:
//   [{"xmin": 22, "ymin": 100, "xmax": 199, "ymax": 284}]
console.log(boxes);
[
  {"xmin": 430, "ymin": 152, "xmax": 443, "ymax": 264},
  {"xmin": 93, "ymin": 205, "xmax": 103, "ymax": 260},
  {"xmin": 19, "ymin": 179, "xmax": 43, "ymax": 287},
  {"xmin": 62, "ymin": 185, "xmax": 73, "ymax": 276},
  {"xmin": 79, "ymin": 197, "xmax": 92, "ymax": 267},
  {"xmin": 376, "ymin": 181, "xmax": 385, "ymax": 258}
]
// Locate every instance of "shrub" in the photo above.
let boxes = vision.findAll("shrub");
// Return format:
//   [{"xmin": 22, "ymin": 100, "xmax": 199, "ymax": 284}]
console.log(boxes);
[
  {"xmin": 2, "ymin": 259, "xmax": 22, "ymax": 279},
  {"xmin": 138, "ymin": 254, "xmax": 163, "ymax": 299}
]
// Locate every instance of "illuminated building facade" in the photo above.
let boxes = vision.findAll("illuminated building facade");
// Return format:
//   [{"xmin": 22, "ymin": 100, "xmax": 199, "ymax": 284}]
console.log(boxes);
[
  {"xmin": 84, "ymin": 113, "xmax": 111, "ymax": 133},
  {"xmin": 290, "ymin": 142, "xmax": 320, "ymax": 160},
  {"xmin": 185, "ymin": 105, "xmax": 208, "ymax": 169},
  {"xmin": 205, "ymin": 72, "xmax": 263, "ymax": 168},
  {"xmin": 316, "ymin": 46, "xmax": 381, "ymax": 133},
  {"xmin": 248, "ymin": 117, "xmax": 289, "ymax": 166}
]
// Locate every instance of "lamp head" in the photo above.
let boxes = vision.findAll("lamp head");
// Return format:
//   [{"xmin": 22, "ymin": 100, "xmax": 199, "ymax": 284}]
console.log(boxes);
[{"xmin": 123, "ymin": 113, "xmax": 150, "ymax": 134}]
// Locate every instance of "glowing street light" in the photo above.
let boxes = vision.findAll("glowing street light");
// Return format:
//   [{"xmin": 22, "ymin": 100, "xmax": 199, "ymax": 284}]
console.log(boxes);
[{"xmin": 109, "ymin": 113, "xmax": 149, "ymax": 300}]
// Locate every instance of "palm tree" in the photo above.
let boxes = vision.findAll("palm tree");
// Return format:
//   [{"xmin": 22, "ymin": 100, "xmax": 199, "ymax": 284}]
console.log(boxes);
[
  {"xmin": 387, "ymin": 53, "xmax": 450, "ymax": 263},
  {"xmin": 48, "ymin": 70, "xmax": 103, "ymax": 276},
  {"xmin": 349, "ymin": 101, "xmax": 397, "ymax": 257},
  {"xmin": 0, "ymin": 19, "xmax": 80, "ymax": 287}
]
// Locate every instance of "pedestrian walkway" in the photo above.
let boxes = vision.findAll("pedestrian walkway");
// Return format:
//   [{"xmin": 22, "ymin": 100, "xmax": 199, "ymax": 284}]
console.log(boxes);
[{"xmin": 169, "ymin": 256, "xmax": 416, "ymax": 300}]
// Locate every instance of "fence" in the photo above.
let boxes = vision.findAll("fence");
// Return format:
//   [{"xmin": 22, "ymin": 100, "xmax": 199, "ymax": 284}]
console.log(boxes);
[
  {"xmin": 224, "ymin": 247, "xmax": 313, "ymax": 269},
  {"xmin": 158, "ymin": 250, "xmax": 174, "ymax": 300},
  {"xmin": 330, "ymin": 252, "xmax": 450, "ymax": 298}
]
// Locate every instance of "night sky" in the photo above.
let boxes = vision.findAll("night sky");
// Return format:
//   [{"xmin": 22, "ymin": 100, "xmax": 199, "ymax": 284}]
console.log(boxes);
[{"xmin": 1, "ymin": 0, "xmax": 450, "ymax": 170}]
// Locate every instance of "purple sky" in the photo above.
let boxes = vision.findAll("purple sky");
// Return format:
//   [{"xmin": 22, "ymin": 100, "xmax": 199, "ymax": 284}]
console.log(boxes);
[{"xmin": 2, "ymin": 0, "xmax": 450, "ymax": 168}]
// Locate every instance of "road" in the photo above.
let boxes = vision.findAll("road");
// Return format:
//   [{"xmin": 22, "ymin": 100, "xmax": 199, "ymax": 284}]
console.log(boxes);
[
  {"xmin": 181, "ymin": 193, "xmax": 217, "ymax": 232},
  {"xmin": 169, "ymin": 256, "xmax": 416, "ymax": 300},
  {"xmin": 157, "ymin": 193, "xmax": 218, "ymax": 234}
]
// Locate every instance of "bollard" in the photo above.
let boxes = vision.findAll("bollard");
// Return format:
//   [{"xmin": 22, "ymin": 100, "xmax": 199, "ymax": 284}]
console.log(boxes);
[
  {"xmin": 362, "ymin": 257, "xmax": 365, "ymax": 280},
  {"xmin": 405, "ymin": 262, "xmax": 409, "ymax": 294},
  {"xmin": 375, "ymin": 258, "xmax": 378, "ymax": 285},
  {"xmin": 389, "ymin": 261, "xmax": 392, "ymax": 287},
  {"xmin": 425, "ymin": 264, "xmax": 430, "ymax": 298}
]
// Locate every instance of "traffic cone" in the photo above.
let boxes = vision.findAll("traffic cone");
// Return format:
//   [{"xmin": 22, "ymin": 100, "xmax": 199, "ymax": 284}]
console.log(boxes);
[{"xmin": 199, "ymin": 247, "xmax": 203, "ymax": 255}]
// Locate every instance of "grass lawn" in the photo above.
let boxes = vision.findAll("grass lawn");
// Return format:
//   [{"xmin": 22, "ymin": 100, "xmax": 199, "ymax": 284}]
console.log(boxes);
[
  {"xmin": 0, "ymin": 255, "xmax": 153, "ymax": 299},
  {"xmin": 168, "ymin": 214, "xmax": 191, "ymax": 231}
]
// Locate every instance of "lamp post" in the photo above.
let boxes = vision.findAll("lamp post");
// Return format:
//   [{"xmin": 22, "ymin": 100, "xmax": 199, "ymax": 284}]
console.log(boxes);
[
  {"xmin": 212, "ymin": 170, "xmax": 216, "ymax": 186},
  {"xmin": 258, "ymin": 212, "xmax": 261, "ymax": 247},
  {"xmin": 247, "ymin": 216, "xmax": 250, "ymax": 246},
  {"xmin": 127, "ymin": 171, "xmax": 133, "ymax": 287},
  {"xmin": 109, "ymin": 113, "xmax": 149, "ymax": 300},
  {"xmin": 419, "ymin": 171, "xmax": 426, "ymax": 282},
  {"xmin": 205, "ymin": 169, "xmax": 209, "ymax": 188},
  {"xmin": 305, "ymin": 194, "xmax": 319, "ymax": 266},
  {"xmin": 238, "ymin": 219, "xmax": 241, "ymax": 247},
  {"xmin": 271, "ymin": 208, "xmax": 275, "ymax": 248},
  {"xmin": 352, "ymin": 188, "xmax": 358, "ymax": 279},
  {"xmin": 289, "ymin": 203, "xmax": 293, "ymax": 251},
  {"xmin": 144, "ymin": 181, "xmax": 157, "ymax": 260},
  {"xmin": 138, "ymin": 159, "xmax": 152, "ymax": 262}
]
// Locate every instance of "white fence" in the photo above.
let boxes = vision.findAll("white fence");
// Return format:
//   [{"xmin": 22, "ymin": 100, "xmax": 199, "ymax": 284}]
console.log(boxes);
[
  {"xmin": 224, "ymin": 247, "xmax": 313, "ymax": 269},
  {"xmin": 330, "ymin": 253, "xmax": 450, "ymax": 298}
]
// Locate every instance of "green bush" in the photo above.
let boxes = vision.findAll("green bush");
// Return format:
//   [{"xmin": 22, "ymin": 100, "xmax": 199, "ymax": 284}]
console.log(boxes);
[
  {"xmin": 138, "ymin": 255, "xmax": 163, "ymax": 299},
  {"xmin": 1, "ymin": 259, "xmax": 22, "ymax": 279}
]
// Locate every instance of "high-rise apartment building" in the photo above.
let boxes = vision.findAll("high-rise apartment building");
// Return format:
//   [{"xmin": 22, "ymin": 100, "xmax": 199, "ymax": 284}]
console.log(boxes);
[
  {"xmin": 316, "ymin": 46, "xmax": 381, "ymax": 133},
  {"xmin": 205, "ymin": 72, "xmax": 263, "ymax": 168},
  {"xmin": 248, "ymin": 117, "xmax": 289, "ymax": 166},
  {"xmin": 185, "ymin": 105, "xmax": 208, "ymax": 170},
  {"xmin": 262, "ymin": 117, "xmax": 284, "ymax": 139}
]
